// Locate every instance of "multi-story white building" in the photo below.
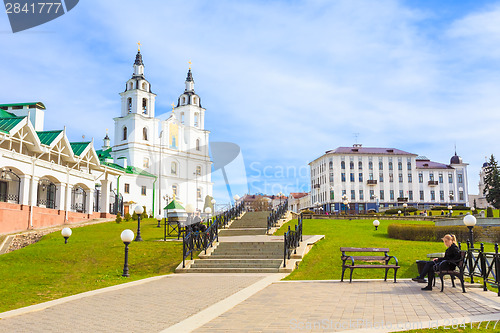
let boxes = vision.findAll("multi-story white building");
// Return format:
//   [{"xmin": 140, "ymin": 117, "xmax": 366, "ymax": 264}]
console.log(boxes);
[{"xmin": 309, "ymin": 145, "xmax": 469, "ymax": 213}]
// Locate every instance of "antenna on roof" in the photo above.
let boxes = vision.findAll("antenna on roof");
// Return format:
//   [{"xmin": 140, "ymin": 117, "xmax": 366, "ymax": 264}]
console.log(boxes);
[{"xmin": 354, "ymin": 133, "xmax": 359, "ymax": 144}]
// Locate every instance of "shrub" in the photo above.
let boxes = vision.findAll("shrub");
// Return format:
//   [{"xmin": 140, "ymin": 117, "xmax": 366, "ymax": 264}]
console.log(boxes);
[
  {"xmin": 414, "ymin": 211, "xmax": 417, "ymax": 216},
  {"xmin": 300, "ymin": 209, "xmax": 314, "ymax": 214},
  {"xmin": 124, "ymin": 213, "xmax": 131, "ymax": 221},
  {"xmin": 431, "ymin": 206, "xmax": 470, "ymax": 211},
  {"xmin": 132, "ymin": 212, "xmax": 138, "ymax": 220},
  {"xmin": 141, "ymin": 206, "xmax": 148, "ymax": 219},
  {"xmin": 115, "ymin": 212, "xmax": 122, "ymax": 223},
  {"xmin": 387, "ymin": 224, "xmax": 485, "ymax": 243},
  {"xmin": 487, "ymin": 207, "xmax": 494, "ymax": 218},
  {"xmin": 383, "ymin": 207, "xmax": 417, "ymax": 215},
  {"xmin": 428, "ymin": 211, "xmax": 432, "ymax": 216}
]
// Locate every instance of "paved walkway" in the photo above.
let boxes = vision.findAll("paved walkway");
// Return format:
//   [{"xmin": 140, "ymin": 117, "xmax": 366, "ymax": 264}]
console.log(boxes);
[{"xmin": 1, "ymin": 274, "xmax": 500, "ymax": 332}]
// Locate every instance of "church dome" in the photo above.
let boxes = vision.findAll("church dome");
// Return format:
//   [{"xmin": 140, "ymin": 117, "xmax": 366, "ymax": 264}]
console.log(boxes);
[
  {"xmin": 450, "ymin": 152, "xmax": 462, "ymax": 164},
  {"xmin": 483, "ymin": 162, "xmax": 489, "ymax": 168}
]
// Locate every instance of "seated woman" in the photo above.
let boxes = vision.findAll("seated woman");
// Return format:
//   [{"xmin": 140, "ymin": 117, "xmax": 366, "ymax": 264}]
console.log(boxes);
[{"xmin": 412, "ymin": 234, "xmax": 461, "ymax": 291}]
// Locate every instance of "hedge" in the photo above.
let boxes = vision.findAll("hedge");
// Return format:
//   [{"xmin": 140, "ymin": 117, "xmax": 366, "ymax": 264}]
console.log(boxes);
[
  {"xmin": 387, "ymin": 223, "xmax": 489, "ymax": 243},
  {"xmin": 430, "ymin": 206, "xmax": 470, "ymax": 211},
  {"xmin": 384, "ymin": 207, "xmax": 418, "ymax": 215}
]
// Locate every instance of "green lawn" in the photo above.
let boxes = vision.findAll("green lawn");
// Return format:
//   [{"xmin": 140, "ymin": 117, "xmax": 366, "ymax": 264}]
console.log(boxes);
[
  {"xmin": 276, "ymin": 218, "xmax": 498, "ymax": 281},
  {"xmin": 401, "ymin": 321, "xmax": 500, "ymax": 332},
  {"xmin": 0, "ymin": 218, "xmax": 183, "ymax": 312}
]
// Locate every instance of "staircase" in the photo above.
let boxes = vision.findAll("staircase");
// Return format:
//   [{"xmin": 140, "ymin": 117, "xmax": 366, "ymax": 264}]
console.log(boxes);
[{"xmin": 186, "ymin": 211, "xmax": 284, "ymax": 273}]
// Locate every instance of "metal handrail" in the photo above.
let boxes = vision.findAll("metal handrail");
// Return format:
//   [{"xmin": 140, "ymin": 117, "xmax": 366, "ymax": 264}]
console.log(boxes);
[
  {"xmin": 462, "ymin": 241, "xmax": 500, "ymax": 296},
  {"xmin": 267, "ymin": 200, "xmax": 288, "ymax": 233},
  {"xmin": 283, "ymin": 215, "xmax": 302, "ymax": 268}
]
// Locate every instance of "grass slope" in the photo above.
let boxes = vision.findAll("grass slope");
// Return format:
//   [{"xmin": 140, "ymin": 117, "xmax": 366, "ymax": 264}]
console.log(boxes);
[{"xmin": 0, "ymin": 218, "xmax": 182, "ymax": 312}]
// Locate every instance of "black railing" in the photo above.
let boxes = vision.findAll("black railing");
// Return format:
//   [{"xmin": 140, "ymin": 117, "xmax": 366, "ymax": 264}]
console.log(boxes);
[
  {"xmin": 71, "ymin": 203, "xmax": 86, "ymax": 213},
  {"xmin": 0, "ymin": 193, "xmax": 19, "ymax": 204},
  {"xmin": 461, "ymin": 241, "xmax": 500, "ymax": 296},
  {"xmin": 182, "ymin": 202, "xmax": 244, "ymax": 268},
  {"xmin": 267, "ymin": 200, "xmax": 288, "ymax": 233},
  {"xmin": 37, "ymin": 198, "xmax": 55, "ymax": 209},
  {"xmin": 283, "ymin": 215, "xmax": 302, "ymax": 268}
]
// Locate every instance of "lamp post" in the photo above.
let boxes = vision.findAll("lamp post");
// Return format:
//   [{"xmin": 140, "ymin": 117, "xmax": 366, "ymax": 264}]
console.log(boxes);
[
  {"xmin": 61, "ymin": 227, "xmax": 72, "ymax": 244},
  {"xmin": 134, "ymin": 205, "xmax": 144, "ymax": 241},
  {"xmin": 398, "ymin": 210, "xmax": 401, "ymax": 217},
  {"xmin": 342, "ymin": 194, "xmax": 349, "ymax": 215},
  {"xmin": 278, "ymin": 191, "xmax": 284, "ymax": 206},
  {"xmin": 185, "ymin": 203, "xmax": 195, "ymax": 229},
  {"xmin": 447, "ymin": 205, "xmax": 452, "ymax": 217},
  {"xmin": 373, "ymin": 219, "xmax": 380, "ymax": 231},
  {"xmin": 211, "ymin": 198, "xmax": 216, "ymax": 214},
  {"xmin": 205, "ymin": 207, "xmax": 212, "ymax": 222},
  {"xmin": 314, "ymin": 201, "xmax": 320, "ymax": 214},
  {"xmin": 402, "ymin": 203, "xmax": 407, "ymax": 216},
  {"xmin": 120, "ymin": 229, "xmax": 134, "ymax": 277},
  {"xmin": 155, "ymin": 214, "xmax": 162, "ymax": 228},
  {"xmin": 464, "ymin": 214, "xmax": 477, "ymax": 248}
]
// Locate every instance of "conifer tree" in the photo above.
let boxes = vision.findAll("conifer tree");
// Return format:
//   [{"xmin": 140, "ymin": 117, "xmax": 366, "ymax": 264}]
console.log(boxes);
[{"xmin": 483, "ymin": 154, "xmax": 500, "ymax": 208}]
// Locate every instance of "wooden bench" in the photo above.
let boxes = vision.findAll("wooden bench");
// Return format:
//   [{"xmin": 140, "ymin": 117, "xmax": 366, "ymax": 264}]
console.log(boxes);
[
  {"xmin": 434, "ymin": 250, "xmax": 467, "ymax": 293},
  {"xmin": 340, "ymin": 247, "xmax": 400, "ymax": 283}
]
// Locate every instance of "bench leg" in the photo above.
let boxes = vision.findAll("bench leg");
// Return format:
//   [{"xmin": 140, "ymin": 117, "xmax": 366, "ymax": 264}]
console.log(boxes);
[
  {"xmin": 440, "ymin": 275, "xmax": 445, "ymax": 292},
  {"xmin": 349, "ymin": 268, "xmax": 354, "ymax": 283},
  {"xmin": 384, "ymin": 268, "xmax": 388, "ymax": 282},
  {"xmin": 451, "ymin": 276, "xmax": 456, "ymax": 288},
  {"xmin": 459, "ymin": 275, "xmax": 466, "ymax": 293},
  {"xmin": 393, "ymin": 268, "xmax": 398, "ymax": 283},
  {"xmin": 341, "ymin": 267, "xmax": 346, "ymax": 282}
]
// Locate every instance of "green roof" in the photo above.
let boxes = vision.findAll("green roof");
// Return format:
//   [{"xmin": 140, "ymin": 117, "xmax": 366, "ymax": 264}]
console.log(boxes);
[
  {"xmin": 126, "ymin": 166, "xmax": 156, "ymax": 178},
  {"xmin": 0, "ymin": 116, "xmax": 25, "ymax": 134},
  {"xmin": 96, "ymin": 147, "xmax": 112, "ymax": 161},
  {"xmin": 70, "ymin": 142, "xmax": 91, "ymax": 156},
  {"xmin": 165, "ymin": 199, "xmax": 185, "ymax": 210},
  {"xmin": 0, "ymin": 102, "xmax": 46, "ymax": 110},
  {"xmin": 37, "ymin": 130, "xmax": 62, "ymax": 146},
  {"xmin": 101, "ymin": 161, "xmax": 126, "ymax": 171},
  {"xmin": 0, "ymin": 109, "xmax": 15, "ymax": 118}
]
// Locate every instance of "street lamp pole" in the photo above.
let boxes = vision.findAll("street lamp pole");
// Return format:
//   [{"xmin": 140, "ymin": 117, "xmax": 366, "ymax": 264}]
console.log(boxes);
[
  {"xmin": 403, "ymin": 203, "xmax": 408, "ymax": 216},
  {"xmin": 464, "ymin": 214, "xmax": 477, "ymax": 248},
  {"xmin": 121, "ymin": 229, "xmax": 134, "ymax": 277},
  {"xmin": 134, "ymin": 205, "xmax": 144, "ymax": 242}
]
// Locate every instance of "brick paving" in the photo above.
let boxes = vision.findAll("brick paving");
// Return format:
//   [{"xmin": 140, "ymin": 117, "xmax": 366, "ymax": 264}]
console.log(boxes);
[
  {"xmin": 195, "ymin": 280, "xmax": 500, "ymax": 332},
  {"xmin": 0, "ymin": 274, "xmax": 265, "ymax": 333}
]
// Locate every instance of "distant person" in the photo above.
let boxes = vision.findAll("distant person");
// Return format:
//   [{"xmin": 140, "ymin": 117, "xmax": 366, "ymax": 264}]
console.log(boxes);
[
  {"xmin": 441, "ymin": 210, "xmax": 444, "ymax": 216},
  {"xmin": 412, "ymin": 234, "xmax": 461, "ymax": 291}
]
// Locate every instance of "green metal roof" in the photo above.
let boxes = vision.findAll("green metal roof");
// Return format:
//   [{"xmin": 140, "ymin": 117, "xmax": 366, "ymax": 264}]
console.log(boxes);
[
  {"xmin": 126, "ymin": 166, "xmax": 156, "ymax": 178},
  {"xmin": 165, "ymin": 199, "xmax": 185, "ymax": 210},
  {"xmin": 101, "ymin": 161, "xmax": 126, "ymax": 171},
  {"xmin": 0, "ymin": 109, "xmax": 16, "ymax": 118},
  {"xmin": 70, "ymin": 142, "xmax": 91, "ymax": 156},
  {"xmin": 0, "ymin": 102, "xmax": 46, "ymax": 110},
  {"xmin": 96, "ymin": 147, "xmax": 112, "ymax": 161},
  {"xmin": 37, "ymin": 130, "xmax": 62, "ymax": 146},
  {"xmin": 0, "ymin": 116, "xmax": 25, "ymax": 134}
]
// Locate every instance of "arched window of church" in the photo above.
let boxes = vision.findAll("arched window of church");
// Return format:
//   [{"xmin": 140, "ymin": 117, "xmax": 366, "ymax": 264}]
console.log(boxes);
[
  {"xmin": 193, "ymin": 96, "xmax": 198, "ymax": 105},
  {"xmin": 143, "ymin": 127, "xmax": 148, "ymax": 141},
  {"xmin": 171, "ymin": 162, "xmax": 177, "ymax": 175},
  {"xmin": 142, "ymin": 82, "xmax": 147, "ymax": 90},
  {"xmin": 172, "ymin": 184, "xmax": 178, "ymax": 197},
  {"xmin": 181, "ymin": 112, "xmax": 185, "ymax": 124},
  {"xmin": 196, "ymin": 165, "xmax": 202, "ymax": 176},
  {"xmin": 129, "ymin": 82, "xmax": 133, "ymax": 90},
  {"xmin": 194, "ymin": 113, "xmax": 199, "ymax": 127},
  {"xmin": 197, "ymin": 188, "xmax": 202, "ymax": 200},
  {"xmin": 123, "ymin": 127, "xmax": 127, "ymax": 141},
  {"xmin": 182, "ymin": 96, "xmax": 186, "ymax": 105},
  {"xmin": 196, "ymin": 139, "xmax": 200, "ymax": 151},
  {"xmin": 127, "ymin": 98, "xmax": 132, "ymax": 113},
  {"xmin": 142, "ymin": 98, "xmax": 148, "ymax": 114}
]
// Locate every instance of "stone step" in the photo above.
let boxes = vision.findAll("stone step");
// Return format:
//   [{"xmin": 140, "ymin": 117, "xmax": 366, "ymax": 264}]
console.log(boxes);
[
  {"xmin": 213, "ymin": 248, "xmax": 283, "ymax": 253},
  {"xmin": 186, "ymin": 267, "xmax": 280, "ymax": 273},
  {"xmin": 218, "ymin": 229, "xmax": 267, "ymax": 236},
  {"xmin": 209, "ymin": 254, "xmax": 283, "ymax": 259},
  {"xmin": 191, "ymin": 260, "xmax": 282, "ymax": 268},
  {"xmin": 228, "ymin": 223, "xmax": 267, "ymax": 228},
  {"xmin": 216, "ymin": 243, "xmax": 283, "ymax": 250}
]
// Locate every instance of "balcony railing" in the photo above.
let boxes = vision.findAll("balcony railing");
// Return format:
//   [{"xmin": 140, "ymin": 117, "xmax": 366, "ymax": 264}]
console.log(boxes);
[
  {"xmin": 428, "ymin": 180, "xmax": 438, "ymax": 186},
  {"xmin": 397, "ymin": 197, "xmax": 408, "ymax": 202},
  {"xmin": 367, "ymin": 180, "xmax": 377, "ymax": 185}
]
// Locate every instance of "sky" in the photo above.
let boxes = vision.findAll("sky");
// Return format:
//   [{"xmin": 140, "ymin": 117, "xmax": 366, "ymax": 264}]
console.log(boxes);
[{"xmin": 1, "ymin": 0, "xmax": 500, "ymax": 204}]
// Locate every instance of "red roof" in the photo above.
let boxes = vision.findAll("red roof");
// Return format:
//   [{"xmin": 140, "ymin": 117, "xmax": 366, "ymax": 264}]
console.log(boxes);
[
  {"xmin": 290, "ymin": 192, "xmax": 308, "ymax": 199},
  {"xmin": 326, "ymin": 147, "xmax": 417, "ymax": 156}
]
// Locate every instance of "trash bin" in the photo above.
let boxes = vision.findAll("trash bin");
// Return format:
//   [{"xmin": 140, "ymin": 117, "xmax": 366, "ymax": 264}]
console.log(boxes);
[{"xmin": 416, "ymin": 260, "xmax": 427, "ymax": 276}]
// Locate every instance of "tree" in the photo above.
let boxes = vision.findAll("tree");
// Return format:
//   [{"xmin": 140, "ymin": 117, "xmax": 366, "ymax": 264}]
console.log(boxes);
[
  {"xmin": 251, "ymin": 197, "xmax": 270, "ymax": 211},
  {"xmin": 483, "ymin": 155, "xmax": 500, "ymax": 209}
]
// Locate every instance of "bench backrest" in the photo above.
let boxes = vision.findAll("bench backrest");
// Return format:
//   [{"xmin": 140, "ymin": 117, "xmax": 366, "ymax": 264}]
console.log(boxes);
[{"xmin": 340, "ymin": 247, "xmax": 390, "ymax": 253}]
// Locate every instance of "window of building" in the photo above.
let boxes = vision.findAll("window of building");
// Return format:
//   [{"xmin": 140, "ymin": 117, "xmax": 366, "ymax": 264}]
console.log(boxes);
[
  {"xmin": 419, "ymin": 173, "xmax": 423, "ymax": 183},
  {"xmin": 143, "ymin": 127, "xmax": 148, "ymax": 141},
  {"xmin": 458, "ymin": 174, "xmax": 463, "ymax": 183},
  {"xmin": 380, "ymin": 190, "xmax": 384, "ymax": 200},
  {"xmin": 124, "ymin": 183, "xmax": 130, "ymax": 194},
  {"xmin": 196, "ymin": 165, "xmax": 202, "ymax": 176},
  {"xmin": 369, "ymin": 173, "xmax": 374, "ymax": 180},
  {"xmin": 379, "ymin": 161, "xmax": 383, "ymax": 170},
  {"xmin": 409, "ymin": 191, "xmax": 413, "ymax": 201},
  {"xmin": 440, "ymin": 191, "xmax": 444, "ymax": 201},
  {"xmin": 143, "ymin": 158, "xmax": 149, "ymax": 168},
  {"xmin": 142, "ymin": 98, "xmax": 148, "ymax": 114},
  {"xmin": 430, "ymin": 190, "xmax": 435, "ymax": 201},
  {"xmin": 123, "ymin": 127, "xmax": 127, "ymax": 141},
  {"xmin": 398, "ymin": 162, "xmax": 402, "ymax": 171},
  {"xmin": 459, "ymin": 191, "xmax": 464, "ymax": 200},
  {"xmin": 194, "ymin": 113, "xmax": 199, "ymax": 127},
  {"xmin": 329, "ymin": 161, "xmax": 333, "ymax": 169},
  {"xmin": 350, "ymin": 173, "xmax": 354, "ymax": 182},
  {"xmin": 369, "ymin": 161, "xmax": 373, "ymax": 170},
  {"xmin": 141, "ymin": 186, "xmax": 146, "ymax": 196},
  {"xmin": 142, "ymin": 82, "xmax": 147, "ymax": 90},
  {"xmin": 197, "ymin": 188, "xmax": 202, "ymax": 200},
  {"xmin": 390, "ymin": 190, "xmax": 394, "ymax": 200},
  {"xmin": 181, "ymin": 112, "xmax": 185, "ymax": 124},
  {"xmin": 379, "ymin": 173, "xmax": 384, "ymax": 182},
  {"xmin": 172, "ymin": 185, "xmax": 178, "ymax": 197},
  {"xmin": 439, "ymin": 173, "xmax": 443, "ymax": 183},
  {"xmin": 408, "ymin": 174, "xmax": 412, "ymax": 183},
  {"xmin": 350, "ymin": 161, "xmax": 354, "ymax": 170},
  {"xmin": 351, "ymin": 190, "xmax": 355, "ymax": 200},
  {"xmin": 429, "ymin": 173, "xmax": 434, "ymax": 181},
  {"xmin": 449, "ymin": 190, "xmax": 454, "ymax": 200},
  {"xmin": 196, "ymin": 139, "xmax": 200, "ymax": 151},
  {"xmin": 127, "ymin": 98, "xmax": 132, "ymax": 112},
  {"xmin": 370, "ymin": 189, "xmax": 374, "ymax": 199},
  {"xmin": 359, "ymin": 173, "xmax": 363, "ymax": 182},
  {"xmin": 399, "ymin": 190, "xmax": 404, "ymax": 199},
  {"xmin": 342, "ymin": 190, "xmax": 346, "ymax": 196},
  {"xmin": 129, "ymin": 82, "xmax": 133, "ymax": 90},
  {"xmin": 341, "ymin": 173, "xmax": 346, "ymax": 182},
  {"xmin": 448, "ymin": 174, "xmax": 453, "ymax": 183},
  {"xmin": 389, "ymin": 162, "xmax": 393, "ymax": 170},
  {"xmin": 399, "ymin": 173, "xmax": 403, "ymax": 183},
  {"xmin": 389, "ymin": 174, "xmax": 393, "ymax": 182},
  {"xmin": 341, "ymin": 161, "xmax": 345, "ymax": 169},
  {"xmin": 407, "ymin": 162, "xmax": 412, "ymax": 170},
  {"xmin": 420, "ymin": 191, "xmax": 424, "ymax": 201},
  {"xmin": 359, "ymin": 190, "xmax": 364, "ymax": 201},
  {"xmin": 358, "ymin": 161, "xmax": 362, "ymax": 170},
  {"xmin": 171, "ymin": 162, "xmax": 177, "ymax": 175},
  {"xmin": 329, "ymin": 173, "xmax": 334, "ymax": 183}
]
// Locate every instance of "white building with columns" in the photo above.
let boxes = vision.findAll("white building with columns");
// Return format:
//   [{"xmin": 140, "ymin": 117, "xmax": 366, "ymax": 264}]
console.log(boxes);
[{"xmin": 309, "ymin": 144, "xmax": 469, "ymax": 213}]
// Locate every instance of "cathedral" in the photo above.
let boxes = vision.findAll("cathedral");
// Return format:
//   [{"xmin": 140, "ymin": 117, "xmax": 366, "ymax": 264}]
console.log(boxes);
[{"xmin": 98, "ymin": 48, "xmax": 214, "ymax": 216}]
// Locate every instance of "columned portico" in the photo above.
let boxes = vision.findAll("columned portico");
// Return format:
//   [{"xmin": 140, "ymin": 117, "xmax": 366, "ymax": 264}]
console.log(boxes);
[
  {"xmin": 19, "ymin": 175, "xmax": 30, "ymax": 205},
  {"xmin": 100, "ymin": 179, "xmax": 111, "ymax": 214}
]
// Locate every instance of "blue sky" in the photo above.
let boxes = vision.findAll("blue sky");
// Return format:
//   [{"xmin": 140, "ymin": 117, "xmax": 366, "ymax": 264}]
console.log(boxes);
[{"xmin": 1, "ymin": 0, "xmax": 500, "ymax": 204}]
